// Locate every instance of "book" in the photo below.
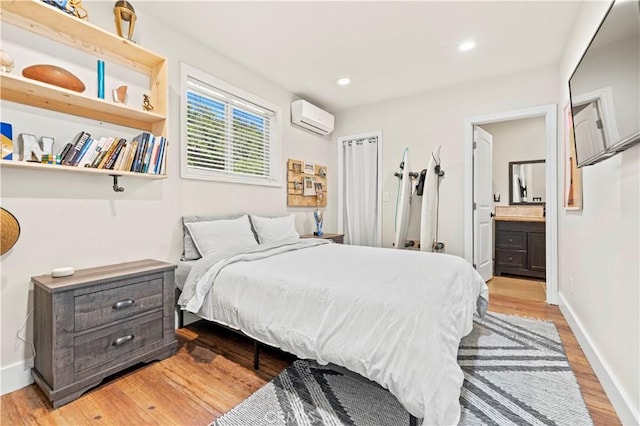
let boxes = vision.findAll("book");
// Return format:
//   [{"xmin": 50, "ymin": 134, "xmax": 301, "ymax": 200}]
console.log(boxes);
[
  {"xmin": 80, "ymin": 136, "xmax": 104, "ymax": 168},
  {"xmin": 92, "ymin": 137, "xmax": 115, "ymax": 168},
  {"xmin": 124, "ymin": 141, "xmax": 138, "ymax": 172},
  {"xmin": 141, "ymin": 135, "xmax": 155, "ymax": 173},
  {"xmin": 159, "ymin": 140, "xmax": 168, "ymax": 175},
  {"xmin": 62, "ymin": 131, "xmax": 88, "ymax": 165},
  {"xmin": 82, "ymin": 137, "xmax": 104, "ymax": 168},
  {"xmin": 113, "ymin": 142, "xmax": 130, "ymax": 171},
  {"xmin": 100, "ymin": 138, "xmax": 123, "ymax": 169},
  {"xmin": 147, "ymin": 137, "xmax": 161, "ymax": 174},
  {"xmin": 131, "ymin": 132, "xmax": 150, "ymax": 172},
  {"xmin": 57, "ymin": 142, "xmax": 73, "ymax": 162},
  {"xmin": 104, "ymin": 138, "xmax": 126, "ymax": 169},
  {"xmin": 70, "ymin": 136, "xmax": 94, "ymax": 166},
  {"xmin": 65, "ymin": 131, "xmax": 90, "ymax": 166},
  {"xmin": 154, "ymin": 137, "xmax": 167, "ymax": 174}
]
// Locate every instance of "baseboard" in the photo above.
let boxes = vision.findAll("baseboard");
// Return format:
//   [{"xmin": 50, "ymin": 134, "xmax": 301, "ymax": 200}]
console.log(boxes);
[
  {"xmin": 558, "ymin": 292, "xmax": 639, "ymax": 425},
  {"xmin": 1, "ymin": 360, "xmax": 34, "ymax": 396}
]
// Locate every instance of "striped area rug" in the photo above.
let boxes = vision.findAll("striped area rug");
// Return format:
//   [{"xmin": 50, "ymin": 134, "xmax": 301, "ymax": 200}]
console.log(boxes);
[{"xmin": 213, "ymin": 312, "xmax": 593, "ymax": 426}]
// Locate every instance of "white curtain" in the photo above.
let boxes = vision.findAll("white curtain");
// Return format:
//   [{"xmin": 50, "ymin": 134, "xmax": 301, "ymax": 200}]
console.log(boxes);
[{"xmin": 343, "ymin": 136, "xmax": 378, "ymax": 246}]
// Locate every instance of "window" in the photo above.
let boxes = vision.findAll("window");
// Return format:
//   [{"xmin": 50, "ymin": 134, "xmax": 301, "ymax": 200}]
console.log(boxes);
[{"xmin": 181, "ymin": 64, "xmax": 281, "ymax": 186}]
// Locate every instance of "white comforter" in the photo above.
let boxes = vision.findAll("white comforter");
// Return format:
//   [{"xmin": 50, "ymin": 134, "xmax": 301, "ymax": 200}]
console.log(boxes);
[{"xmin": 178, "ymin": 239, "xmax": 488, "ymax": 424}]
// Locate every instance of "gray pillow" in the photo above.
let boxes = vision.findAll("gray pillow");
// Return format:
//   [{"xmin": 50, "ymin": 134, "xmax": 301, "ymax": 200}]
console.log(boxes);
[{"xmin": 182, "ymin": 213, "xmax": 258, "ymax": 260}]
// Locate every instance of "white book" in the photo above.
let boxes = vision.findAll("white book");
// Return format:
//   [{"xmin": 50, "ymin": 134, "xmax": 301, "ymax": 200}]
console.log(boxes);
[
  {"xmin": 95, "ymin": 137, "xmax": 116, "ymax": 168},
  {"xmin": 112, "ymin": 142, "xmax": 127, "ymax": 171},
  {"xmin": 81, "ymin": 136, "xmax": 105, "ymax": 168},
  {"xmin": 116, "ymin": 142, "xmax": 133, "ymax": 171},
  {"xmin": 147, "ymin": 135, "xmax": 161, "ymax": 174}
]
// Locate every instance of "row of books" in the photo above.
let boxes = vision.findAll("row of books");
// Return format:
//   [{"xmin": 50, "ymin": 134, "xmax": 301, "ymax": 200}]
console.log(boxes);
[{"xmin": 56, "ymin": 131, "xmax": 167, "ymax": 175}]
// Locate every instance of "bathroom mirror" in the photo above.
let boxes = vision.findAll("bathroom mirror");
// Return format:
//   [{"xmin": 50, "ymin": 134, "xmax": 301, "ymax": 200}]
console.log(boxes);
[{"xmin": 509, "ymin": 160, "xmax": 545, "ymax": 205}]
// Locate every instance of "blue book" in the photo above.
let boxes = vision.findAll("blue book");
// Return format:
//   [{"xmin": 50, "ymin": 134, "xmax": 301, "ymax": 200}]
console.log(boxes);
[
  {"xmin": 154, "ymin": 137, "xmax": 166, "ymax": 174},
  {"xmin": 131, "ymin": 132, "xmax": 149, "ymax": 172},
  {"xmin": 71, "ymin": 136, "xmax": 93, "ymax": 166},
  {"xmin": 141, "ymin": 135, "xmax": 155, "ymax": 173}
]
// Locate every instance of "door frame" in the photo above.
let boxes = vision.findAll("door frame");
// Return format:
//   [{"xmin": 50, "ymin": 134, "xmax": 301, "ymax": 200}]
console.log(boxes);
[
  {"xmin": 464, "ymin": 104, "xmax": 558, "ymax": 304},
  {"xmin": 337, "ymin": 130, "xmax": 383, "ymax": 246}
]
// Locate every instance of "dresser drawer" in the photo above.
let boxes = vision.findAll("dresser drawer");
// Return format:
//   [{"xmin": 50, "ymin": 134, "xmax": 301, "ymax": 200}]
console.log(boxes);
[
  {"xmin": 496, "ymin": 250, "xmax": 527, "ymax": 269},
  {"xmin": 74, "ymin": 310, "xmax": 163, "ymax": 373},
  {"xmin": 495, "ymin": 231, "xmax": 526, "ymax": 250},
  {"xmin": 74, "ymin": 278, "xmax": 163, "ymax": 332}
]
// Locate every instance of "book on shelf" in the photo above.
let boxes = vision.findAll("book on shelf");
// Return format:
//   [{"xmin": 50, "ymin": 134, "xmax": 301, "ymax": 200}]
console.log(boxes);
[
  {"xmin": 124, "ymin": 140, "xmax": 138, "ymax": 172},
  {"xmin": 38, "ymin": 129, "xmax": 167, "ymax": 175},
  {"xmin": 57, "ymin": 142, "xmax": 73, "ymax": 162},
  {"xmin": 62, "ymin": 131, "xmax": 90, "ymax": 165},
  {"xmin": 80, "ymin": 136, "xmax": 105, "ymax": 168},
  {"xmin": 94, "ymin": 137, "xmax": 117, "ymax": 168},
  {"xmin": 147, "ymin": 137, "xmax": 161, "ymax": 174},
  {"xmin": 159, "ymin": 139, "xmax": 168, "ymax": 175},
  {"xmin": 141, "ymin": 135, "xmax": 155, "ymax": 173},
  {"xmin": 70, "ymin": 136, "xmax": 95, "ymax": 166},
  {"xmin": 113, "ymin": 142, "xmax": 130, "ymax": 171},
  {"xmin": 103, "ymin": 138, "xmax": 126, "ymax": 169},
  {"xmin": 153, "ymin": 137, "xmax": 167, "ymax": 174},
  {"xmin": 131, "ymin": 132, "xmax": 151, "ymax": 173}
]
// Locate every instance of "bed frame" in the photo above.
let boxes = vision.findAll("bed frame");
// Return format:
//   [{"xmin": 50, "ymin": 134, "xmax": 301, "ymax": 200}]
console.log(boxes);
[{"xmin": 176, "ymin": 290, "xmax": 420, "ymax": 425}]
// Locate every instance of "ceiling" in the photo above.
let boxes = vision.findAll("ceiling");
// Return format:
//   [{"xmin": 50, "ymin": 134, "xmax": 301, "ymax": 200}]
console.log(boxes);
[{"xmin": 138, "ymin": 1, "xmax": 584, "ymax": 113}]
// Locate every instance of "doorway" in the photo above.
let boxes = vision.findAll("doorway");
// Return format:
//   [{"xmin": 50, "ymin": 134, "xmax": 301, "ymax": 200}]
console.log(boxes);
[{"xmin": 464, "ymin": 104, "xmax": 558, "ymax": 305}]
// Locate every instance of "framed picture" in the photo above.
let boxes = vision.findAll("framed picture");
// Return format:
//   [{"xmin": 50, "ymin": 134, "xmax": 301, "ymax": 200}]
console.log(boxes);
[
  {"xmin": 314, "ymin": 182, "xmax": 324, "ymax": 199},
  {"xmin": 303, "ymin": 162, "xmax": 315, "ymax": 174},
  {"xmin": 292, "ymin": 162, "xmax": 302, "ymax": 173},
  {"xmin": 563, "ymin": 102, "xmax": 583, "ymax": 210},
  {"xmin": 303, "ymin": 176, "xmax": 316, "ymax": 196}
]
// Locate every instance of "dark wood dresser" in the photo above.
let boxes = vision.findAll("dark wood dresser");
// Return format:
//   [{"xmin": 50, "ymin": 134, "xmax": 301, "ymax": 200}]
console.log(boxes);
[
  {"xmin": 494, "ymin": 220, "xmax": 546, "ymax": 279},
  {"xmin": 32, "ymin": 259, "xmax": 177, "ymax": 408}
]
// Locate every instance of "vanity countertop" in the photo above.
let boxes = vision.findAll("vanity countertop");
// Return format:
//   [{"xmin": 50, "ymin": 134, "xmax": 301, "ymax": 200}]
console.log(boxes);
[{"xmin": 494, "ymin": 216, "xmax": 545, "ymax": 223}]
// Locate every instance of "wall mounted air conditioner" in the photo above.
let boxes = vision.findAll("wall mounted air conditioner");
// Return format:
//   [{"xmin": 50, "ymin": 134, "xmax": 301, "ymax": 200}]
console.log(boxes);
[{"xmin": 291, "ymin": 99, "xmax": 335, "ymax": 135}]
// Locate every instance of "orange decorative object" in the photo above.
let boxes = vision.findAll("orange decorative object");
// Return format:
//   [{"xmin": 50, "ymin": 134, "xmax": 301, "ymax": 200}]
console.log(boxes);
[{"xmin": 22, "ymin": 64, "xmax": 86, "ymax": 93}]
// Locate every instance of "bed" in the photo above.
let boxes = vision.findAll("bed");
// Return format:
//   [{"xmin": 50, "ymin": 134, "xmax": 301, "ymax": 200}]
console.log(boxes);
[{"xmin": 176, "ymin": 214, "xmax": 488, "ymax": 425}]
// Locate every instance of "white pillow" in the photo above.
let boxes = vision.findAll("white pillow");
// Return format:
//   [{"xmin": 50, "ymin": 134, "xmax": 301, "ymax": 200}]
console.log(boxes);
[
  {"xmin": 250, "ymin": 214, "xmax": 300, "ymax": 244},
  {"xmin": 185, "ymin": 215, "xmax": 258, "ymax": 257},
  {"xmin": 182, "ymin": 214, "xmax": 257, "ymax": 260}
]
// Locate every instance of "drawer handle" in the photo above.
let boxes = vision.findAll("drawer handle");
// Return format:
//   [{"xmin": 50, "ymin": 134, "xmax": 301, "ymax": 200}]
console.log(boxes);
[
  {"xmin": 112, "ymin": 299, "xmax": 135, "ymax": 310},
  {"xmin": 508, "ymin": 257, "xmax": 513, "ymax": 261},
  {"xmin": 112, "ymin": 334, "xmax": 134, "ymax": 347},
  {"xmin": 508, "ymin": 238, "xmax": 513, "ymax": 243}
]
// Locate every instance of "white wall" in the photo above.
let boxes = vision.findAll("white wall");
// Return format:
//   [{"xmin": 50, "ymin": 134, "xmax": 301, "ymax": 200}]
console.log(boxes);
[
  {"xmin": 0, "ymin": 2, "xmax": 331, "ymax": 394},
  {"xmin": 557, "ymin": 2, "xmax": 639, "ymax": 424},
  {"xmin": 481, "ymin": 117, "xmax": 546, "ymax": 206},
  {"xmin": 333, "ymin": 65, "xmax": 558, "ymax": 253}
]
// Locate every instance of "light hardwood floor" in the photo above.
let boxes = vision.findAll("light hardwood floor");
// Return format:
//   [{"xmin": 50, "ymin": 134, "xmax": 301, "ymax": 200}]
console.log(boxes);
[{"xmin": 1, "ymin": 282, "xmax": 620, "ymax": 425}]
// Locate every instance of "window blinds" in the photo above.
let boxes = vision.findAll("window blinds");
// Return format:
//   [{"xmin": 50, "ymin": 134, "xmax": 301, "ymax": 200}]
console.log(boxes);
[{"xmin": 185, "ymin": 79, "xmax": 273, "ymax": 179}]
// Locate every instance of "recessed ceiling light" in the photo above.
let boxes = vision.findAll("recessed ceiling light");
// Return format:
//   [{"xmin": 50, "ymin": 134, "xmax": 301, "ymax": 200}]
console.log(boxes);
[
  {"xmin": 336, "ymin": 77, "xmax": 351, "ymax": 86},
  {"xmin": 458, "ymin": 40, "xmax": 477, "ymax": 52}
]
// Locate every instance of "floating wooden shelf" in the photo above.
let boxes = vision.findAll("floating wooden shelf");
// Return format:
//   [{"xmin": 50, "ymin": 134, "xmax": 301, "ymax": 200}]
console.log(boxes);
[
  {"xmin": 1, "ymin": 73, "xmax": 166, "ymax": 132},
  {"xmin": 0, "ymin": 159, "xmax": 167, "ymax": 180},
  {"xmin": 0, "ymin": 0, "xmax": 165, "ymax": 74},
  {"xmin": 0, "ymin": 0, "xmax": 169, "ymax": 190}
]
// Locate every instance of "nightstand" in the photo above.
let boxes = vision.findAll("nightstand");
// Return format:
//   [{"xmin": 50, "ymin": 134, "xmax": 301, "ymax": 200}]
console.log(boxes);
[
  {"xmin": 301, "ymin": 233, "xmax": 344, "ymax": 244},
  {"xmin": 31, "ymin": 259, "xmax": 177, "ymax": 408}
]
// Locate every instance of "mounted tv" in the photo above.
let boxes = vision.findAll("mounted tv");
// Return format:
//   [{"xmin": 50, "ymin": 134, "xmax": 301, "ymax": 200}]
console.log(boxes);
[{"xmin": 568, "ymin": 0, "xmax": 640, "ymax": 167}]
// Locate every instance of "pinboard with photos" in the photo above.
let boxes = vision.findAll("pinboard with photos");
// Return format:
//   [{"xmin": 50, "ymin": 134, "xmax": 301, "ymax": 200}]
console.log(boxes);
[{"xmin": 287, "ymin": 158, "xmax": 327, "ymax": 207}]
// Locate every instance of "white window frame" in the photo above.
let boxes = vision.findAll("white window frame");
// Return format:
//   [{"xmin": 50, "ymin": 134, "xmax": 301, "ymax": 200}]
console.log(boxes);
[{"xmin": 180, "ymin": 63, "xmax": 282, "ymax": 186}]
